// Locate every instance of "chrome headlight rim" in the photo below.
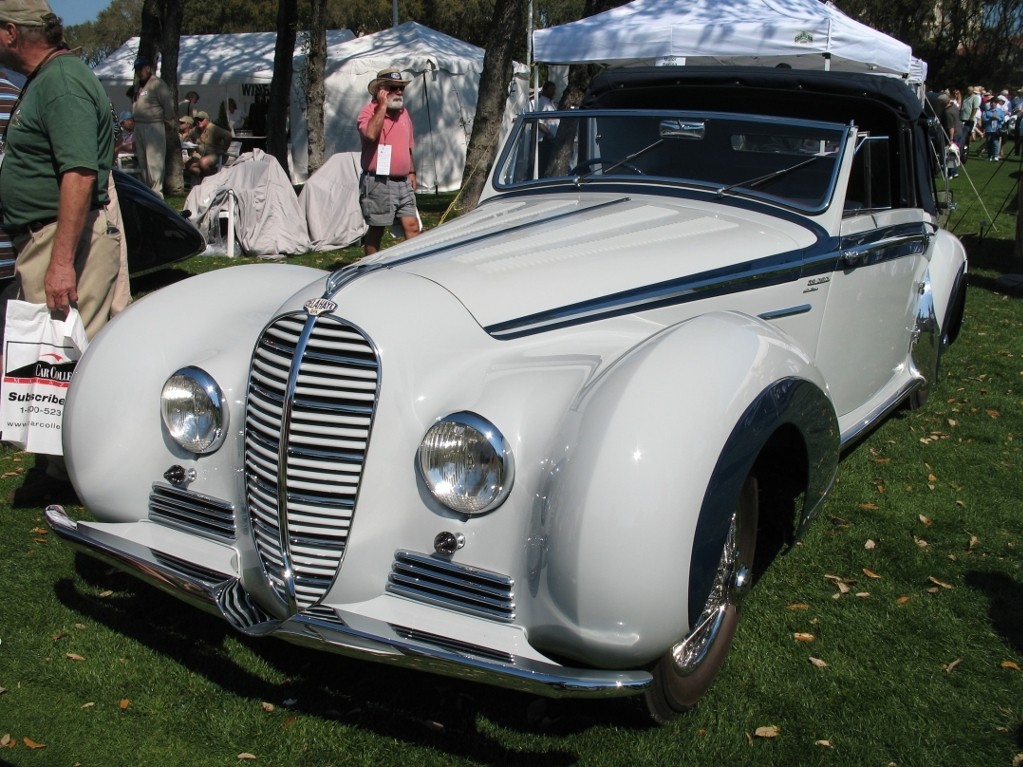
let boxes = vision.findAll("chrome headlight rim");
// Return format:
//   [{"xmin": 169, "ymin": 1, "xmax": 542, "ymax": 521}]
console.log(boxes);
[
  {"xmin": 160, "ymin": 365, "xmax": 228, "ymax": 455},
  {"xmin": 417, "ymin": 411, "xmax": 515, "ymax": 516}
]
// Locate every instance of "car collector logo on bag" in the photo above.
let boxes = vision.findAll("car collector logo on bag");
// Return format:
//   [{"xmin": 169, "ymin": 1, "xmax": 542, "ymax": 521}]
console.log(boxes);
[{"xmin": 6, "ymin": 350, "xmax": 77, "ymax": 389}]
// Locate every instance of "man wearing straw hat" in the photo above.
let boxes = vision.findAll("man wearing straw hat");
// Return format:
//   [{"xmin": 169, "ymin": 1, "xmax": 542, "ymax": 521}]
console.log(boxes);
[{"xmin": 357, "ymin": 65, "xmax": 420, "ymax": 255}]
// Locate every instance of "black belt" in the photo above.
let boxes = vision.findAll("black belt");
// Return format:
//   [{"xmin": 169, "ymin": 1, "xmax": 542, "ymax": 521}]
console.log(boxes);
[
  {"xmin": 364, "ymin": 172, "xmax": 408, "ymax": 181},
  {"xmin": 6, "ymin": 205, "xmax": 103, "ymax": 236}
]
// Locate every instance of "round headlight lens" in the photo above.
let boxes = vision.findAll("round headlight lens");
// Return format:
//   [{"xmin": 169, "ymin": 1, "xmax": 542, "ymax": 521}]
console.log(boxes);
[
  {"xmin": 418, "ymin": 412, "xmax": 514, "ymax": 515},
  {"xmin": 160, "ymin": 366, "xmax": 228, "ymax": 454}
]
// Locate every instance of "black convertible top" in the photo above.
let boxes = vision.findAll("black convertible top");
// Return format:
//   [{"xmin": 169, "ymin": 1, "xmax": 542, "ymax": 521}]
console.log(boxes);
[
  {"xmin": 583, "ymin": 66, "xmax": 935, "ymax": 214},
  {"xmin": 583, "ymin": 66, "xmax": 924, "ymax": 122}
]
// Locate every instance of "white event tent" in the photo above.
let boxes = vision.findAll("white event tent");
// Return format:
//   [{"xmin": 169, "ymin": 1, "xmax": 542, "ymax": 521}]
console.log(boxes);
[
  {"xmin": 533, "ymin": 0, "xmax": 917, "ymax": 77},
  {"xmin": 92, "ymin": 29, "xmax": 356, "ymax": 125},
  {"xmin": 289, "ymin": 22, "xmax": 530, "ymax": 191}
]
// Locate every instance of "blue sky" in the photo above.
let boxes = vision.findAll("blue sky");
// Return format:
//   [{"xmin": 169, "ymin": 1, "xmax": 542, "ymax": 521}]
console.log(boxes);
[{"xmin": 49, "ymin": 0, "xmax": 109, "ymax": 26}]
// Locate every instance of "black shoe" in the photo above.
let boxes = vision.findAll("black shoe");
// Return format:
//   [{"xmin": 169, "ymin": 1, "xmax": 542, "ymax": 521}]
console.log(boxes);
[{"xmin": 9, "ymin": 472, "xmax": 80, "ymax": 508}]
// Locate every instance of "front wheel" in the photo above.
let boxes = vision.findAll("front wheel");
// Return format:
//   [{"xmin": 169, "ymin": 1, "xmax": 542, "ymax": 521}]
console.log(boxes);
[{"xmin": 643, "ymin": 476, "xmax": 759, "ymax": 724}]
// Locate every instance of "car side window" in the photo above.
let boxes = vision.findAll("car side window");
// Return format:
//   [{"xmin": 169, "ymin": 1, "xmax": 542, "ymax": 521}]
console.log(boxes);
[{"xmin": 845, "ymin": 135, "xmax": 892, "ymax": 214}]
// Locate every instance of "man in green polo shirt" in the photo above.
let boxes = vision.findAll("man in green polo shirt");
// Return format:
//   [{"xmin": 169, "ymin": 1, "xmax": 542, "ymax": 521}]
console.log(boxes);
[{"xmin": 0, "ymin": 0, "xmax": 121, "ymax": 505}]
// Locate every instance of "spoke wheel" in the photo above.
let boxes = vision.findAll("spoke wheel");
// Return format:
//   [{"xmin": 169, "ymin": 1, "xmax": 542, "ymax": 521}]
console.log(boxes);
[{"xmin": 643, "ymin": 476, "xmax": 759, "ymax": 724}]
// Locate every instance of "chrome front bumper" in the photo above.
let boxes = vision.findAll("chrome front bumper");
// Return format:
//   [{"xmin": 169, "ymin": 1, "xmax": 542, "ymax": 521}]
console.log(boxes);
[{"xmin": 44, "ymin": 505, "xmax": 651, "ymax": 699}]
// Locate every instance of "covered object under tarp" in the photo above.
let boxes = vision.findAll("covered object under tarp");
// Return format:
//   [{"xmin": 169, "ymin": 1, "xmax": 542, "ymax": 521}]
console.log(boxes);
[
  {"xmin": 93, "ymin": 30, "xmax": 356, "ymax": 128},
  {"xmin": 532, "ymin": 0, "xmax": 916, "ymax": 76},
  {"xmin": 297, "ymin": 152, "xmax": 367, "ymax": 251},
  {"xmin": 289, "ymin": 22, "xmax": 530, "ymax": 191},
  {"xmin": 183, "ymin": 150, "xmax": 311, "ymax": 258}
]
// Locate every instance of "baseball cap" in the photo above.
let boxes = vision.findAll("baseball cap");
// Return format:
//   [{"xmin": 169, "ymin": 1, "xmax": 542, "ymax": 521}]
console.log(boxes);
[{"xmin": 0, "ymin": 0, "xmax": 55, "ymax": 25}]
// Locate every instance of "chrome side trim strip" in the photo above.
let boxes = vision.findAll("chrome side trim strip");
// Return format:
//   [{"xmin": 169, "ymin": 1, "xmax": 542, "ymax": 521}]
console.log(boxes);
[
  {"xmin": 759, "ymin": 304, "xmax": 812, "ymax": 321},
  {"xmin": 839, "ymin": 378, "xmax": 921, "ymax": 449},
  {"xmin": 44, "ymin": 506, "xmax": 651, "ymax": 699}
]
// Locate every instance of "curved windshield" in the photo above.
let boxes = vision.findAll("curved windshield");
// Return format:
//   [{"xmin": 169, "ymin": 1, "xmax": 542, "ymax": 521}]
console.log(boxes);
[{"xmin": 494, "ymin": 110, "xmax": 849, "ymax": 213}]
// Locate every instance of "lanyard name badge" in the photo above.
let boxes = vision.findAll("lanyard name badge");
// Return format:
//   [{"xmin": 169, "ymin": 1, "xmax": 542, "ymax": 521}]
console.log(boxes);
[{"xmin": 376, "ymin": 144, "xmax": 392, "ymax": 176}]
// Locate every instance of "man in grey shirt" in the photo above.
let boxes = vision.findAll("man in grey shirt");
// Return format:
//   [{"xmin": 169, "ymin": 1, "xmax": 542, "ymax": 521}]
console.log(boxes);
[
  {"xmin": 131, "ymin": 55, "xmax": 175, "ymax": 197},
  {"xmin": 958, "ymin": 86, "xmax": 982, "ymax": 162}
]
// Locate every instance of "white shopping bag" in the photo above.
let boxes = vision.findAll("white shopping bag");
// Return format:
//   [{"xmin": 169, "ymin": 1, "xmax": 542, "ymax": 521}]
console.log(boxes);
[{"xmin": 0, "ymin": 300, "xmax": 89, "ymax": 455}]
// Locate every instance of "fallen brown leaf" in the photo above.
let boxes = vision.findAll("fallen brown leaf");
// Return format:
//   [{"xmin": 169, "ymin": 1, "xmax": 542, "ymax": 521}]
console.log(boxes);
[
  {"xmin": 98, "ymin": 590, "xmax": 114, "ymax": 599},
  {"xmin": 237, "ymin": 753, "xmax": 257, "ymax": 761},
  {"xmin": 786, "ymin": 603, "xmax": 810, "ymax": 611},
  {"xmin": 754, "ymin": 725, "xmax": 780, "ymax": 739},
  {"xmin": 260, "ymin": 702, "xmax": 275, "ymax": 713},
  {"xmin": 808, "ymin": 657, "xmax": 829, "ymax": 668},
  {"xmin": 52, "ymin": 631, "xmax": 68, "ymax": 642},
  {"xmin": 816, "ymin": 740, "xmax": 832, "ymax": 747},
  {"xmin": 928, "ymin": 576, "xmax": 953, "ymax": 589},
  {"xmin": 23, "ymin": 737, "xmax": 45, "ymax": 750},
  {"xmin": 81, "ymin": 702, "xmax": 95, "ymax": 709},
  {"xmin": 896, "ymin": 596, "xmax": 911, "ymax": 604},
  {"xmin": 794, "ymin": 632, "xmax": 815, "ymax": 643},
  {"xmin": 864, "ymin": 539, "xmax": 876, "ymax": 550},
  {"xmin": 863, "ymin": 568, "xmax": 882, "ymax": 580},
  {"xmin": 1000, "ymin": 660, "xmax": 1022, "ymax": 671},
  {"xmin": 0, "ymin": 734, "xmax": 12, "ymax": 748},
  {"xmin": 986, "ymin": 408, "xmax": 1001, "ymax": 419},
  {"xmin": 943, "ymin": 658, "xmax": 962, "ymax": 673},
  {"xmin": 119, "ymin": 698, "xmax": 130, "ymax": 710},
  {"xmin": 66, "ymin": 652, "xmax": 85, "ymax": 662},
  {"xmin": 858, "ymin": 502, "xmax": 879, "ymax": 511},
  {"xmin": 919, "ymin": 514, "xmax": 932, "ymax": 527}
]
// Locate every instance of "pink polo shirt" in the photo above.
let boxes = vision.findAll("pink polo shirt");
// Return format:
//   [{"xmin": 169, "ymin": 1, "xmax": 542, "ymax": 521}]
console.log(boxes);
[{"xmin": 357, "ymin": 101, "xmax": 415, "ymax": 176}]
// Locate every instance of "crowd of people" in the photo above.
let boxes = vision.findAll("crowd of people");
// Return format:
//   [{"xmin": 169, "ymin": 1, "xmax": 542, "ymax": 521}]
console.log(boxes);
[{"xmin": 934, "ymin": 83, "xmax": 1023, "ymax": 177}]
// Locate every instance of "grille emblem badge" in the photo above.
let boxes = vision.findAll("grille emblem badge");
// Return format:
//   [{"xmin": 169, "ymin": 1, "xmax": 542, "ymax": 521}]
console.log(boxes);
[{"xmin": 304, "ymin": 298, "xmax": 337, "ymax": 316}]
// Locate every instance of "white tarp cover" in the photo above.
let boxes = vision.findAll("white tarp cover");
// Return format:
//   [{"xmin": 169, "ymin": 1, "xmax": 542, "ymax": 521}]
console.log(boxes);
[
  {"xmin": 289, "ymin": 22, "xmax": 530, "ymax": 191},
  {"xmin": 92, "ymin": 30, "xmax": 355, "ymax": 119},
  {"xmin": 532, "ymin": 0, "xmax": 915, "ymax": 76},
  {"xmin": 183, "ymin": 150, "xmax": 311, "ymax": 257},
  {"xmin": 298, "ymin": 152, "xmax": 367, "ymax": 250}
]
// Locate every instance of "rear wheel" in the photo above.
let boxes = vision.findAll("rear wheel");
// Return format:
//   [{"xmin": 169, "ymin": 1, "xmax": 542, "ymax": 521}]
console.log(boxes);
[{"xmin": 643, "ymin": 476, "xmax": 759, "ymax": 724}]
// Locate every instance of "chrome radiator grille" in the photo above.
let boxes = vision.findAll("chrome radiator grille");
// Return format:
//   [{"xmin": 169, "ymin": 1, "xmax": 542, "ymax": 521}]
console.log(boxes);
[{"xmin": 244, "ymin": 312, "xmax": 378, "ymax": 610}]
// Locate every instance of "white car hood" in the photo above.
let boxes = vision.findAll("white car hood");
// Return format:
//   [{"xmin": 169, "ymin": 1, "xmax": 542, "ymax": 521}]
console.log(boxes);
[{"xmin": 368, "ymin": 193, "xmax": 820, "ymax": 330}]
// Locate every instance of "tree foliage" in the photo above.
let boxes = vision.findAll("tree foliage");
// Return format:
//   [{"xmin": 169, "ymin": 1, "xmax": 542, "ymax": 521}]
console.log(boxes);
[{"xmin": 835, "ymin": 0, "xmax": 1023, "ymax": 86}]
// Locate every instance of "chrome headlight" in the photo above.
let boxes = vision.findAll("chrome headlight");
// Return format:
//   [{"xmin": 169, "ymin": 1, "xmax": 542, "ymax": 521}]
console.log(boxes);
[
  {"xmin": 160, "ymin": 366, "xmax": 228, "ymax": 454},
  {"xmin": 418, "ymin": 412, "xmax": 514, "ymax": 515}
]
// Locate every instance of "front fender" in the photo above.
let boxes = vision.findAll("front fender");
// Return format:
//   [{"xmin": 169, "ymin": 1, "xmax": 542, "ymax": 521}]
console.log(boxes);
[
  {"xmin": 65, "ymin": 263, "xmax": 326, "ymax": 521},
  {"xmin": 527, "ymin": 311, "xmax": 836, "ymax": 668}
]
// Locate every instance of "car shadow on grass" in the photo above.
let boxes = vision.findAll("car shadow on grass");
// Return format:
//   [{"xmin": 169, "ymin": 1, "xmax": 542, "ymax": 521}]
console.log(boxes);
[
  {"xmin": 963, "ymin": 569, "xmax": 1023, "ymax": 751},
  {"xmin": 55, "ymin": 553, "xmax": 647, "ymax": 759}
]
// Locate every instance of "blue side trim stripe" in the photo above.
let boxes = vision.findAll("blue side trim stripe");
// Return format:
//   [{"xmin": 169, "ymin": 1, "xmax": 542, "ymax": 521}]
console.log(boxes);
[{"xmin": 485, "ymin": 220, "xmax": 931, "ymax": 340}]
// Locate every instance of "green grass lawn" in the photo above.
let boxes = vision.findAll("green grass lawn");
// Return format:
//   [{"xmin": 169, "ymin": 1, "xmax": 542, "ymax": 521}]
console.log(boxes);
[{"xmin": 1, "ymin": 157, "xmax": 1021, "ymax": 766}]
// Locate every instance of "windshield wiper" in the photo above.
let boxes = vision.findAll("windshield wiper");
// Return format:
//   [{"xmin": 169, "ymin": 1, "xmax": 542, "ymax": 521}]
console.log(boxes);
[
  {"xmin": 575, "ymin": 139, "xmax": 664, "ymax": 182},
  {"xmin": 716, "ymin": 156, "xmax": 819, "ymax": 197}
]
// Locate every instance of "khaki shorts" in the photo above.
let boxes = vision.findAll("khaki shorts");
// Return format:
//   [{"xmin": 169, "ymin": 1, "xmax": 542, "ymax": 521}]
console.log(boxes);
[{"xmin": 359, "ymin": 174, "xmax": 418, "ymax": 227}]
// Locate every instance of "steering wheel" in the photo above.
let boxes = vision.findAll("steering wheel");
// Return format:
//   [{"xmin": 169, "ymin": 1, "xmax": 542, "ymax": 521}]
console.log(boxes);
[{"xmin": 569, "ymin": 157, "xmax": 644, "ymax": 176}]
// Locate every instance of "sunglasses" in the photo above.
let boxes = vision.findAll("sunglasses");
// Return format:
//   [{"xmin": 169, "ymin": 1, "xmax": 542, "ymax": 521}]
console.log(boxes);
[{"xmin": 385, "ymin": 85, "xmax": 405, "ymax": 93}]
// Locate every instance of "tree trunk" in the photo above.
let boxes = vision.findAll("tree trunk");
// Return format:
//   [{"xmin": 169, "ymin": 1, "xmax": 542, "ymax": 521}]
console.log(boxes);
[
  {"xmin": 452, "ymin": 0, "xmax": 527, "ymax": 214},
  {"xmin": 267, "ymin": 0, "xmax": 298, "ymax": 174},
  {"xmin": 306, "ymin": 0, "xmax": 327, "ymax": 175},
  {"xmin": 160, "ymin": 0, "xmax": 185, "ymax": 195}
]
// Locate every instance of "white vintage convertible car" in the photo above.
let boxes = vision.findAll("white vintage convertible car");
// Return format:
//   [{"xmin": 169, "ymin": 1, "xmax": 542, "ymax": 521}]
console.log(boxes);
[{"xmin": 46, "ymin": 67, "xmax": 967, "ymax": 722}]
